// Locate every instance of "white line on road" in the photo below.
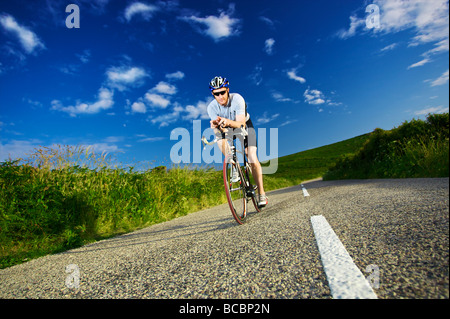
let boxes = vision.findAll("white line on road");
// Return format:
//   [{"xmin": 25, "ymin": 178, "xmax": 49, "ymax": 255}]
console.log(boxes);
[
  {"xmin": 310, "ymin": 215, "xmax": 377, "ymax": 299},
  {"xmin": 301, "ymin": 184, "xmax": 310, "ymax": 197}
]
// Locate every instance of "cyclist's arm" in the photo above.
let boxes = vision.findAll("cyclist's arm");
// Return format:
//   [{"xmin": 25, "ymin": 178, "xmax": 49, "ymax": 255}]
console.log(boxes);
[{"xmin": 216, "ymin": 114, "xmax": 246, "ymax": 129}]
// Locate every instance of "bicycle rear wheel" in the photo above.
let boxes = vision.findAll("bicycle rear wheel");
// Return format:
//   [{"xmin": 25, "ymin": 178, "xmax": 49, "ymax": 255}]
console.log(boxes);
[{"xmin": 223, "ymin": 154, "xmax": 247, "ymax": 224}]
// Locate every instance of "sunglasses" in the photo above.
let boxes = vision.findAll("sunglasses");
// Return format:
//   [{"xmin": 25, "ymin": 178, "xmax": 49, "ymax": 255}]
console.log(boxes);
[{"xmin": 213, "ymin": 90, "xmax": 228, "ymax": 97}]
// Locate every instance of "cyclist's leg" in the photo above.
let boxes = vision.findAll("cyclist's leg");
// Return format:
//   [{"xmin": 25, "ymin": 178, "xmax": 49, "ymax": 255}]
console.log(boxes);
[
  {"xmin": 246, "ymin": 146, "xmax": 266, "ymax": 197},
  {"xmin": 244, "ymin": 121, "xmax": 266, "ymax": 197},
  {"xmin": 217, "ymin": 138, "xmax": 233, "ymax": 157},
  {"xmin": 214, "ymin": 129, "xmax": 232, "ymax": 156}
]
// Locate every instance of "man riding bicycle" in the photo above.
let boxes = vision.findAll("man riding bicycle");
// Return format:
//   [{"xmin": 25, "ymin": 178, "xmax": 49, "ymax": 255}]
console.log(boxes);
[{"xmin": 207, "ymin": 76, "xmax": 268, "ymax": 207}]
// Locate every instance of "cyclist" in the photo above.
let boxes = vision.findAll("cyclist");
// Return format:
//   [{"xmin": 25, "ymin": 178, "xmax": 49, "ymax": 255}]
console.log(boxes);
[{"xmin": 207, "ymin": 76, "xmax": 268, "ymax": 207}]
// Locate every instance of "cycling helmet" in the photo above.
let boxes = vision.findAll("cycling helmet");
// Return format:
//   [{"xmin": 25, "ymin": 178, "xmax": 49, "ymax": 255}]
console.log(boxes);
[{"xmin": 209, "ymin": 76, "xmax": 229, "ymax": 91}]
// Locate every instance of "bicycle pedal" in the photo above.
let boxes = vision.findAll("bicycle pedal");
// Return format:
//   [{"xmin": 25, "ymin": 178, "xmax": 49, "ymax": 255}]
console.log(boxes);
[{"xmin": 246, "ymin": 189, "xmax": 256, "ymax": 197}]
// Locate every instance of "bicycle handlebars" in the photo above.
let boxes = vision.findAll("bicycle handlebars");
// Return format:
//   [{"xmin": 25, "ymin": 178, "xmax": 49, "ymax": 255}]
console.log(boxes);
[{"xmin": 201, "ymin": 125, "xmax": 248, "ymax": 148}]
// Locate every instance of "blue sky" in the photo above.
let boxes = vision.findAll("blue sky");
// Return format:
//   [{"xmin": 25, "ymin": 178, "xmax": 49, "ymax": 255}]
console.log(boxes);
[{"xmin": 0, "ymin": 0, "xmax": 448, "ymax": 169}]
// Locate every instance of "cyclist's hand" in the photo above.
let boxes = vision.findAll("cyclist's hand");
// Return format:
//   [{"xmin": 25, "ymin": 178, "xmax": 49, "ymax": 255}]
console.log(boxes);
[
  {"xmin": 211, "ymin": 116, "xmax": 227, "ymax": 129},
  {"xmin": 211, "ymin": 117, "xmax": 220, "ymax": 128},
  {"xmin": 217, "ymin": 116, "xmax": 228, "ymax": 128}
]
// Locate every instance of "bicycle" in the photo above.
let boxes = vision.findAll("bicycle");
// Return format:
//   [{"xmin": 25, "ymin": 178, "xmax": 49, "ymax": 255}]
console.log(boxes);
[{"xmin": 202, "ymin": 126, "xmax": 262, "ymax": 224}]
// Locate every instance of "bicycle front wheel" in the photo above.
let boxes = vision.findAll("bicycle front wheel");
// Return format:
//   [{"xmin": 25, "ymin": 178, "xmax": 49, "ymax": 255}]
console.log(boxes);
[{"xmin": 223, "ymin": 154, "xmax": 247, "ymax": 224}]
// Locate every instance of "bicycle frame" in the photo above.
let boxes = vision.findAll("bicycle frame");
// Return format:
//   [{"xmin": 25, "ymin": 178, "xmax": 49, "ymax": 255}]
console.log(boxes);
[
  {"xmin": 202, "ymin": 126, "xmax": 249, "ymax": 183},
  {"xmin": 202, "ymin": 126, "xmax": 261, "ymax": 224}
]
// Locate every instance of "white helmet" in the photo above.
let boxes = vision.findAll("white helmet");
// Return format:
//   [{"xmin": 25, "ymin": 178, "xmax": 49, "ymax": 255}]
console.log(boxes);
[{"xmin": 209, "ymin": 76, "xmax": 229, "ymax": 91}]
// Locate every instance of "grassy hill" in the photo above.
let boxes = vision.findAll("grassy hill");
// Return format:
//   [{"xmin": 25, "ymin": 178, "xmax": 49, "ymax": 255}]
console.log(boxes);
[
  {"xmin": 263, "ymin": 133, "xmax": 369, "ymax": 190},
  {"xmin": 324, "ymin": 113, "xmax": 449, "ymax": 179}
]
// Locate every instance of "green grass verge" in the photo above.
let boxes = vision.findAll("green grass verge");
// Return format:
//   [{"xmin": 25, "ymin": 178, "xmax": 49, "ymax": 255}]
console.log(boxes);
[{"xmin": 324, "ymin": 113, "xmax": 449, "ymax": 180}]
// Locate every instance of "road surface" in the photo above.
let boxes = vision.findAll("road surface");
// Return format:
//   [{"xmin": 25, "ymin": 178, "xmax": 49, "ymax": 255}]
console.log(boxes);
[{"xmin": 0, "ymin": 178, "xmax": 448, "ymax": 299}]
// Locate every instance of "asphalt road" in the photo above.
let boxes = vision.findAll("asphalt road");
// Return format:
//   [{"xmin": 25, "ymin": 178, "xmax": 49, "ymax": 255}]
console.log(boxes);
[{"xmin": 0, "ymin": 178, "xmax": 448, "ymax": 299}]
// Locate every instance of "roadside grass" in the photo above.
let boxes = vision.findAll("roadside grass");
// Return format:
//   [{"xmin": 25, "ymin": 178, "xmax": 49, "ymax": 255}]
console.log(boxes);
[
  {"xmin": 0, "ymin": 146, "xmax": 225, "ymax": 269},
  {"xmin": 323, "ymin": 113, "xmax": 449, "ymax": 180}
]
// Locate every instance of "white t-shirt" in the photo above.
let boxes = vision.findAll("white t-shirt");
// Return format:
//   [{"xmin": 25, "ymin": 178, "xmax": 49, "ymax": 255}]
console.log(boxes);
[{"xmin": 207, "ymin": 93, "xmax": 249, "ymax": 122}]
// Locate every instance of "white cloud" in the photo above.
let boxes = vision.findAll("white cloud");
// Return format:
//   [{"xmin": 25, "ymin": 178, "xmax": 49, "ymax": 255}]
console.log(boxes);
[
  {"xmin": 327, "ymin": 101, "xmax": 343, "ymax": 106},
  {"xmin": 390, "ymin": 0, "xmax": 449, "ymax": 46},
  {"xmin": 23, "ymin": 98, "xmax": 43, "ymax": 109},
  {"xmin": 423, "ymin": 38, "xmax": 449, "ymax": 57},
  {"xmin": 271, "ymin": 92, "xmax": 292, "ymax": 102},
  {"xmin": 338, "ymin": 0, "xmax": 449, "ymax": 66},
  {"xmin": 304, "ymin": 89, "xmax": 325, "ymax": 105},
  {"xmin": 131, "ymin": 79, "xmax": 180, "ymax": 115},
  {"xmin": 76, "ymin": 49, "xmax": 91, "ymax": 64},
  {"xmin": 51, "ymin": 87, "xmax": 114, "ymax": 116},
  {"xmin": 124, "ymin": 2, "xmax": 159, "ymax": 22},
  {"xmin": 414, "ymin": 105, "xmax": 449, "ymax": 115},
  {"xmin": 256, "ymin": 112, "xmax": 280, "ymax": 125},
  {"xmin": 0, "ymin": 14, "xmax": 45, "ymax": 54},
  {"xmin": 148, "ymin": 109, "xmax": 181, "ymax": 127},
  {"xmin": 279, "ymin": 119, "xmax": 298, "ymax": 127},
  {"xmin": 88, "ymin": 143, "xmax": 120, "ymax": 154},
  {"xmin": 182, "ymin": 99, "xmax": 210, "ymax": 120},
  {"xmin": 264, "ymin": 38, "xmax": 275, "ymax": 55},
  {"xmin": 0, "ymin": 139, "xmax": 123, "ymax": 163},
  {"xmin": 304, "ymin": 89, "xmax": 343, "ymax": 109},
  {"xmin": 0, "ymin": 139, "xmax": 42, "ymax": 161},
  {"xmin": 147, "ymin": 98, "xmax": 211, "ymax": 127},
  {"xmin": 137, "ymin": 136, "xmax": 165, "ymax": 142},
  {"xmin": 407, "ymin": 58, "xmax": 431, "ymax": 69},
  {"xmin": 287, "ymin": 69, "xmax": 306, "ymax": 84},
  {"xmin": 249, "ymin": 64, "xmax": 263, "ymax": 86},
  {"xmin": 145, "ymin": 93, "xmax": 170, "ymax": 108},
  {"xmin": 380, "ymin": 43, "xmax": 398, "ymax": 52},
  {"xmin": 430, "ymin": 69, "xmax": 449, "ymax": 87},
  {"xmin": 58, "ymin": 50, "xmax": 92, "ymax": 75},
  {"xmin": 142, "ymin": 81, "xmax": 178, "ymax": 109},
  {"xmin": 259, "ymin": 16, "xmax": 275, "ymax": 28},
  {"xmin": 106, "ymin": 66, "xmax": 148, "ymax": 90},
  {"xmin": 166, "ymin": 71, "xmax": 185, "ymax": 80},
  {"xmin": 152, "ymin": 81, "xmax": 177, "ymax": 95},
  {"xmin": 103, "ymin": 136, "xmax": 124, "ymax": 144},
  {"xmin": 337, "ymin": 15, "xmax": 366, "ymax": 39},
  {"xmin": 131, "ymin": 101, "xmax": 147, "ymax": 113},
  {"xmin": 179, "ymin": 5, "xmax": 240, "ymax": 41}
]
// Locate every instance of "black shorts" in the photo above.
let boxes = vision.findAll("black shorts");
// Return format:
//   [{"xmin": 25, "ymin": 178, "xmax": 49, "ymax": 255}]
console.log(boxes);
[
  {"xmin": 218, "ymin": 118, "xmax": 257, "ymax": 149},
  {"xmin": 245, "ymin": 118, "xmax": 257, "ymax": 148}
]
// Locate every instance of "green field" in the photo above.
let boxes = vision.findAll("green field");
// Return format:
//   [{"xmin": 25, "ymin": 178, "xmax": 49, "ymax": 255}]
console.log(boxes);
[
  {"xmin": 1, "ymin": 113, "xmax": 448, "ymax": 269},
  {"xmin": 263, "ymin": 133, "xmax": 370, "ymax": 189}
]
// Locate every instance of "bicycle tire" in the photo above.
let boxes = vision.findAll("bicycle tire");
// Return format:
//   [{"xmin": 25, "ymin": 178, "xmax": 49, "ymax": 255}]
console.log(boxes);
[{"xmin": 223, "ymin": 154, "xmax": 247, "ymax": 224}]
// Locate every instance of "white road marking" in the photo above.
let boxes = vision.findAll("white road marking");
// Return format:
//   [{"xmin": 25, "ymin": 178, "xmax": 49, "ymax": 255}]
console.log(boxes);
[
  {"xmin": 301, "ymin": 184, "xmax": 310, "ymax": 197},
  {"xmin": 310, "ymin": 215, "xmax": 377, "ymax": 299}
]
